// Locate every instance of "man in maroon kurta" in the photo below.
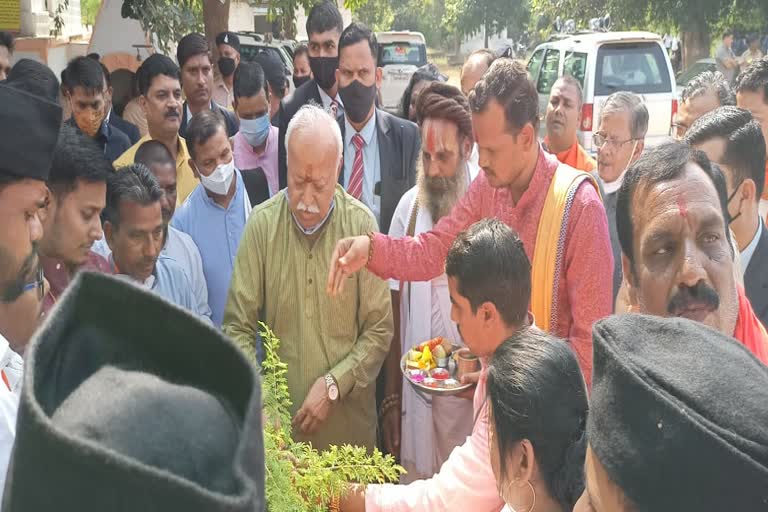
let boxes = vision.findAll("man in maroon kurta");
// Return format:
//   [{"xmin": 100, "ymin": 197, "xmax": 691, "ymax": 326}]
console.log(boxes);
[
  {"xmin": 40, "ymin": 125, "xmax": 113, "ymax": 314},
  {"xmin": 328, "ymin": 59, "xmax": 613, "ymax": 386}
]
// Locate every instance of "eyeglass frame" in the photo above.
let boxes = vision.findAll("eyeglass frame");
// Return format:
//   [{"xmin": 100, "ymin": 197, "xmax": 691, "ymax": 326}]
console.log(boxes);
[
  {"xmin": 592, "ymin": 132, "xmax": 640, "ymax": 150},
  {"xmin": 22, "ymin": 265, "xmax": 45, "ymax": 301}
]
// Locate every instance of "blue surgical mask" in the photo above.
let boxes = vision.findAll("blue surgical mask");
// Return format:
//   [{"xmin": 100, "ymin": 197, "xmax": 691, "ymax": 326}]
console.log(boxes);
[{"xmin": 239, "ymin": 113, "xmax": 271, "ymax": 148}]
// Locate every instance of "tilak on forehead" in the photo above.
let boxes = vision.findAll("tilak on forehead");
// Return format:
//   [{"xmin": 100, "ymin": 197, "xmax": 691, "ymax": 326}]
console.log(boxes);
[{"xmin": 423, "ymin": 118, "xmax": 449, "ymax": 154}]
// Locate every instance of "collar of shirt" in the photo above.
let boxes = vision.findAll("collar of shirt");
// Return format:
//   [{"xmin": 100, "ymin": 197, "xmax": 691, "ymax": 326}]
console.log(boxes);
[
  {"xmin": 108, "ymin": 254, "xmax": 157, "ymax": 289},
  {"xmin": 0, "ymin": 332, "xmax": 23, "ymax": 394},
  {"xmin": 186, "ymin": 102, "xmax": 214, "ymax": 123},
  {"xmin": 317, "ymin": 85, "xmax": 344, "ymax": 111},
  {"xmin": 344, "ymin": 111, "xmax": 377, "ymax": 149},
  {"xmin": 740, "ymin": 219, "xmax": 763, "ymax": 273}
]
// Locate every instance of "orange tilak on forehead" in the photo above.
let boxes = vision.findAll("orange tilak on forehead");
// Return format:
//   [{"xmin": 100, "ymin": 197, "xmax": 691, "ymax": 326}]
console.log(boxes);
[
  {"xmin": 423, "ymin": 119, "xmax": 452, "ymax": 155},
  {"xmin": 676, "ymin": 194, "xmax": 688, "ymax": 219}
]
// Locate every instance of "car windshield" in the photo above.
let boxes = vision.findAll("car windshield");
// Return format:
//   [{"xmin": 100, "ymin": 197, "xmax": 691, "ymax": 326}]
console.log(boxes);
[
  {"xmin": 595, "ymin": 42, "xmax": 671, "ymax": 95},
  {"xmin": 241, "ymin": 46, "xmax": 288, "ymax": 69},
  {"xmin": 378, "ymin": 42, "xmax": 426, "ymax": 67},
  {"xmin": 678, "ymin": 62, "xmax": 714, "ymax": 86}
]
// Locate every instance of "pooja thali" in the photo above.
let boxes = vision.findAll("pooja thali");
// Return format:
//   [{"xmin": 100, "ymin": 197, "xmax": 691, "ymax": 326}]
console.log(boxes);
[{"xmin": 400, "ymin": 336, "xmax": 479, "ymax": 397}]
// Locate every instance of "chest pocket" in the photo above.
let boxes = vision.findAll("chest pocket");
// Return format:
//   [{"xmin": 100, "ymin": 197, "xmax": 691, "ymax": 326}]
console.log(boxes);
[{"xmin": 326, "ymin": 274, "xmax": 360, "ymax": 343}]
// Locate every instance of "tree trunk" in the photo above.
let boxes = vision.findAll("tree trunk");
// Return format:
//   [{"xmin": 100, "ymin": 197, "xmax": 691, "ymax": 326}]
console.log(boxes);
[
  {"xmin": 484, "ymin": 9, "xmax": 489, "ymax": 48},
  {"xmin": 679, "ymin": 17, "xmax": 709, "ymax": 70},
  {"xmin": 203, "ymin": 0, "xmax": 230, "ymax": 59}
]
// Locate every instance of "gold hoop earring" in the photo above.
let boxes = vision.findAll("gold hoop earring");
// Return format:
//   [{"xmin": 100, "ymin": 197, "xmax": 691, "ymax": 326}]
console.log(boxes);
[{"xmin": 524, "ymin": 480, "xmax": 536, "ymax": 512}]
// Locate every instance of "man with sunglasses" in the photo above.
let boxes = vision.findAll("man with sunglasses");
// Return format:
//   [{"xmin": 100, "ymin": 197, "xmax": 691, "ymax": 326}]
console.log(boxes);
[
  {"xmin": 593, "ymin": 91, "xmax": 648, "ymax": 304},
  {"xmin": 685, "ymin": 106, "xmax": 768, "ymax": 327},
  {"xmin": 0, "ymin": 60, "xmax": 62, "ymax": 498}
]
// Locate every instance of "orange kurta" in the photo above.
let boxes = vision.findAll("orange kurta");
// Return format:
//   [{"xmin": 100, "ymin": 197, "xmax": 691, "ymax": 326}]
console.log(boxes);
[
  {"xmin": 546, "ymin": 138, "xmax": 597, "ymax": 172},
  {"xmin": 733, "ymin": 285, "xmax": 768, "ymax": 364}
]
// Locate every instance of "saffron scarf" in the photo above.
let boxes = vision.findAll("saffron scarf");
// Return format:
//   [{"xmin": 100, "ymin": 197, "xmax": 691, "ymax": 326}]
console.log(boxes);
[
  {"xmin": 531, "ymin": 165, "xmax": 600, "ymax": 332},
  {"xmin": 732, "ymin": 285, "xmax": 768, "ymax": 365},
  {"xmin": 545, "ymin": 138, "xmax": 597, "ymax": 173}
]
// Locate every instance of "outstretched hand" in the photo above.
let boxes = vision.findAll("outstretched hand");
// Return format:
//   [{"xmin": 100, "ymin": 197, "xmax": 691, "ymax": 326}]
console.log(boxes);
[{"xmin": 327, "ymin": 235, "xmax": 371, "ymax": 296}]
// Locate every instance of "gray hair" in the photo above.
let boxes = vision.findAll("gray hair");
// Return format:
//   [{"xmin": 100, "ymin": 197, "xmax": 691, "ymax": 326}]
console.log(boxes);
[
  {"xmin": 681, "ymin": 70, "xmax": 736, "ymax": 107},
  {"xmin": 285, "ymin": 103, "xmax": 343, "ymax": 169},
  {"xmin": 600, "ymin": 91, "xmax": 649, "ymax": 140},
  {"xmin": 104, "ymin": 163, "xmax": 163, "ymax": 229}
]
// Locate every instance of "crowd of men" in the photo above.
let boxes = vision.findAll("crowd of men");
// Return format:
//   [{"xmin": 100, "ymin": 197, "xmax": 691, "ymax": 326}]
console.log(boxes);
[{"xmin": 1, "ymin": 1, "xmax": 768, "ymax": 509}]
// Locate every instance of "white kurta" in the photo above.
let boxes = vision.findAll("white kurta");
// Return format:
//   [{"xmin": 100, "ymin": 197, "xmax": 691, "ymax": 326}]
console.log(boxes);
[
  {"xmin": 388, "ymin": 161, "xmax": 479, "ymax": 482},
  {"xmin": 0, "ymin": 333, "xmax": 22, "ymax": 500}
]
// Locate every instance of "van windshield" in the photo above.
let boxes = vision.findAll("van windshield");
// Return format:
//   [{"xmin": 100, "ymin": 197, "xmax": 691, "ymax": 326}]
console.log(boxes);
[
  {"xmin": 378, "ymin": 42, "xmax": 427, "ymax": 67},
  {"xmin": 595, "ymin": 42, "xmax": 671, "ymax": 96}
]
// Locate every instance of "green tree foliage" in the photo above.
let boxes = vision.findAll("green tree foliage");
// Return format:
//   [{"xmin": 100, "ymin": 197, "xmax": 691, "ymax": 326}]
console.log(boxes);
[
  {"xmin": 260, "ymin": 323, "xmax": 404, "ymax": 511},
  {"xmin": 121, "ymin": 0, "xmax": 203, "ymax": 53},
  {"xmin": 443, "ymin": 0, "xmax": 529, "ymax": 47},
  {"xmin": 354, "ymin": 0, "xmax": 444, "ymax": 46},
  {"xmin": 81, "ymin": 0, "xmax": 101, "ymax": 27},
  {"xmin": 530, "ymin": 0, "xmax": 767, "ymax": 62}
]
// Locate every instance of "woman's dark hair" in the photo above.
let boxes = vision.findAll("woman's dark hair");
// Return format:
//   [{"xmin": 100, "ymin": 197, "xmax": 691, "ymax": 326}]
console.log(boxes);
[
  {"xmin": 399, "ymin": 63, "xmax": 446, "ymax": 120},
  {"xmin": 487, "ymin": 328, "xmax": 588, "ymax": 511}
]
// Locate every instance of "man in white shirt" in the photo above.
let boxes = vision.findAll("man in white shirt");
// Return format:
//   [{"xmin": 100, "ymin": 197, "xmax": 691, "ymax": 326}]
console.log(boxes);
[
  {"xmin": 383, "ymin": 81, "xmax": 479, "ymax": 481},
  {"xmin": 277, "ymin": 1, "xmax": 345, "ymax": 190}
]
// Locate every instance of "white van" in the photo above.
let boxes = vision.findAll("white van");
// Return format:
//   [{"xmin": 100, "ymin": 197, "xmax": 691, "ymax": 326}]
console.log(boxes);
[
  {"xmin": 527, "ymin": 32, "xmax": 677, "ymax": 153},
  {"xmin": 376, "ymin": 31, "xmax": 428, "ymax": 113}
]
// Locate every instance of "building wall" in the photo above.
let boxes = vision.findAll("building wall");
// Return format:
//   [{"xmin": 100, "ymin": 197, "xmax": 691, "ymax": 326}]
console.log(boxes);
[{"xmin": 228, "ymin": 0, "xmax": 253, "ymax": 33}]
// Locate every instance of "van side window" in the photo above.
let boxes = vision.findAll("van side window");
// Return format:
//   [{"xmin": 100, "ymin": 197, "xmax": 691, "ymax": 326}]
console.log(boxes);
[
  {"xmin": 563, "ymin": 51, "xmax": 588, "ymax": 88},
  {"xmin": 527, "ymin": 49, "xmax": 546, "ymax": 83},
  {"xmin": 536, "ymin": 49, "xmax": 561, "ymax": 95}
]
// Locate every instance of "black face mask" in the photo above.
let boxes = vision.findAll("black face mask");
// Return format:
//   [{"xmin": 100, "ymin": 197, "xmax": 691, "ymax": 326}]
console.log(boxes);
[
  {"xmin": 309, "ymin": 56, "xmax": 338, "ymax": 90},
  {"xmin": 338, "ymin": 79, "xmax": 377, "ymax": 124},
  {"xmin": 293, "ymin": 74, "xmax": 311, "ymax": 89},
  {"xmin": 727, "ymin": 180, "xmax": 744, "ymax": 224},
  {"xmin": 218, "ymin": 57, "xmax": 236, "ymax": 77}
]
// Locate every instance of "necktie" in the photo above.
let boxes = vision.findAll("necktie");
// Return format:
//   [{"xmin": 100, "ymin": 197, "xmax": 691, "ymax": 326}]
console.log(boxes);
[
  {"xmin": 330, "ymin": 99, "xmax": 338, "ymax": 118},
  {"xmin": 348, "ymin": 134, "xmax": 364, "ymax": 200}
]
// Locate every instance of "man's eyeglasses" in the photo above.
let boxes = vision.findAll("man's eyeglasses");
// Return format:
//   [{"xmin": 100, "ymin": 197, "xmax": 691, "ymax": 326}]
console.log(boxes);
[
  {"xmin": 593, "ymin": 133, "xmax": 638, "ymax": 150},
  {"xmin": 22, "ymin": 266, "xmax": 45, "ymax": 301}
]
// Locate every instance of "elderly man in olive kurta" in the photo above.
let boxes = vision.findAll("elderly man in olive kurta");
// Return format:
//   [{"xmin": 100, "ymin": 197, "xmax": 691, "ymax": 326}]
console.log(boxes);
[{"xmin": 223, "ymin": 104, "xmax": 393, "ymax": 451}]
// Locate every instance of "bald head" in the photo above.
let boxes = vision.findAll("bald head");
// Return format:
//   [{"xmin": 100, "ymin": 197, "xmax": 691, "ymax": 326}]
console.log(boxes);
[{"xmin": 461, "ymin": 49, "xmax": 495, "ymax": 96}]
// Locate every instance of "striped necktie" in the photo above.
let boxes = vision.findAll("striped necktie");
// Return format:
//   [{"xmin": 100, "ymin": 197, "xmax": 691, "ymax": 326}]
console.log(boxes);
[{"xmin": 348, "ymin": 133, "xmax": 364, "ymax": 199}]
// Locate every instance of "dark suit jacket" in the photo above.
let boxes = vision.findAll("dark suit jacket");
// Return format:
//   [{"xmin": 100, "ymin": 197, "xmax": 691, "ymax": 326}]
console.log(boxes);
[
  {"xmin": 745, "ymin": 220, "xmax": 768, "ymax": 328},
  {"xmin": 109, "ymin": 112, "xmax": 140, "ymax": 145},
  {"xmin": 338, "ymin": 109, "xmax": 420, "ymax": 234},
  {"xmin": 241, "ymin": 167, "xmax": 271, "ymax": 207},
  {"xmin": 179, "ymin": 101, "xmax": 238, "ymax": 139},
  {"xmin": 277, "ymin": 79, "xmax": 323, "ymax": 190}
]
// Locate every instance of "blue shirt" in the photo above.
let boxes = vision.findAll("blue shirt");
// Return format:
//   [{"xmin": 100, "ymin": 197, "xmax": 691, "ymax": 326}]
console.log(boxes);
[
  {"xmin": 163, "ymin": 226, "xmax": 211, "ymax": 322},
  {"xmin": 172, "ymin": 171, "xmax": 249, "ymax": 326},
  {"xmin": 343, "ymin": 112, "xmax": 380, "ymax": 223}
]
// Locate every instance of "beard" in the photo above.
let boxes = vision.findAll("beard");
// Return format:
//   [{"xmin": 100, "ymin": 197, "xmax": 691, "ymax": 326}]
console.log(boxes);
[
  {"xmin": 417, "ymin": 153, "xmax": 469, "ymax": 223},
  {"xmin": 0, "ymin": 245, "xmax": 38, "ymax": 304}
]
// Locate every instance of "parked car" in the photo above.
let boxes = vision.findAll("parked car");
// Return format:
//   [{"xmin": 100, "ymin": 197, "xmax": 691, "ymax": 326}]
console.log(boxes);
[
  {"xmin": 527, "ymin": 31, "xmax": 677, "ymax": 153},
  {"xmin": 675, "ymin": 58, "xmax": 717, "ymax": 99},
  {"xmin": 376, "ymin": 31, "xmax": 427, "ymax": 113}
]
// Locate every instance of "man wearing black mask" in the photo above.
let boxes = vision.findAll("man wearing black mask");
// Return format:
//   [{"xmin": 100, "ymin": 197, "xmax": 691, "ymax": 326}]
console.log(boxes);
[
  {"xmin": 336, "ymin": 23, "xmax": 419, "ymax": 233},
  {"xmin": 277, "ymin": 0, "xmax": 344, "ymax": 190},
  {"xmin": 214, "ymin": 31, "xmax": 240, "ymax": 111}
]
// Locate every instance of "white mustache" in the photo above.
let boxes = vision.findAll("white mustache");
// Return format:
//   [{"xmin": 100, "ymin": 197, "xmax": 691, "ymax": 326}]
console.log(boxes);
[{"xmin": 297, "ymin": 201, "xmax": 320, "ymax": 214}]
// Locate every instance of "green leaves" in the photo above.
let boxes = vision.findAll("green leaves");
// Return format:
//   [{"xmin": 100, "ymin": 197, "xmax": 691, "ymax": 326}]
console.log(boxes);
[
  {"xmin": 259, "ymin": 323, "xmax": 405, "ymax": 511},
  {"xmin": 121, "ymin": 0, "xmax": 203, "ymax": 53}
]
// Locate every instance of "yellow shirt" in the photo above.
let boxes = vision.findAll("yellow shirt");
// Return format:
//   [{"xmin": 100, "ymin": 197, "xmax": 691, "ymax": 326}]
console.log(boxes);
[
  {"xmin": 223, "ymin": 186, "xmax": 393, "ymax": 451},
  {"xmin": 113, "ymin": 135, "xmax": 198, "ymax": 206}
]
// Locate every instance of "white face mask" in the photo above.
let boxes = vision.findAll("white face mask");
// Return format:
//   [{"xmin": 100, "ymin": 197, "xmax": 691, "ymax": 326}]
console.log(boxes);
[{"xmin": 199, "ymin": 158, "xmax": 235, "ymax": 196}]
